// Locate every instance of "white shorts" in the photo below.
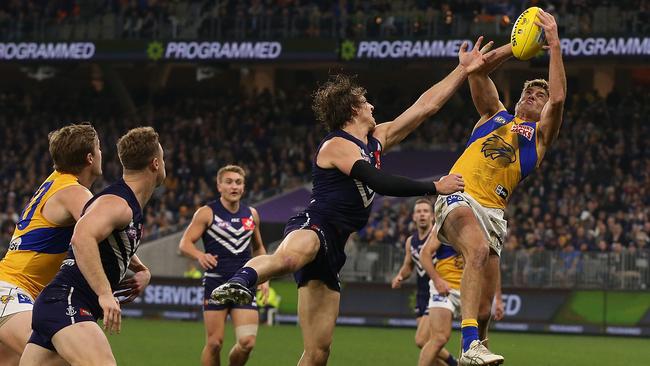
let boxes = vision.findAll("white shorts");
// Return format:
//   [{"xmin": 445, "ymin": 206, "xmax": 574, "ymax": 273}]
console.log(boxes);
[
  {"xmin": 427, "ymin": 281, "xmax": 461, "ymax": 319},
  {"xmin": 433, "ymin": 192, "xmax": 507, "ymax": 256},
  {"xmin": 0, "ymin": 281, "xmax": 34, "ymax": 322}
]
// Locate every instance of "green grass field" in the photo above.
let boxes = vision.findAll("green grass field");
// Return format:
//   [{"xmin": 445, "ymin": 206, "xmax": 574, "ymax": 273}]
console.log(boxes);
[{"xmin": 108, "ymin": 319, "xmax": 650, "ymax": 365}]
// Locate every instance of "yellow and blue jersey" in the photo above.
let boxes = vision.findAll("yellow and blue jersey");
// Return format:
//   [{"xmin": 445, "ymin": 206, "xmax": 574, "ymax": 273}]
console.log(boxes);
[
  {"xmin": 435, "ymin": 244, "xmax": 463, "ymax": 290},
  {"xmin": 0, "ymin": 171, "xmax": 81, "ymax": 299},
  {"xmin": 450, "ymin": 110, "xmax": 542, "ymax": 209}
]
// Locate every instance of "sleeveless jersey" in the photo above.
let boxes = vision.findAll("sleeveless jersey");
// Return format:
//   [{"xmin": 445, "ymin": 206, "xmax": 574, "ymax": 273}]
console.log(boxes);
[
  {"xmin": 0, "ymin": 171, "xmax": 82, "ymax": 298},
  {"xmin": 201, "ymin": 200, "xmax": 255, "ymax": 277},
  {"xmin": 450, "ymin": 110, "xmax": 542, "ymax": 209},
  {"xmin": 435, "ymin": 244, "xmax": 463, "ymax": 290},
  {"xmin": 55, "ymin": 179, "xmax": 143, "ymax": 295},
  {"xmin": 408, "ymin": 230, "xmax": 432, "ymax": 295},
  {"xmin": 306, "ymin": 130, "xmax": 382, "ymax": 232}
]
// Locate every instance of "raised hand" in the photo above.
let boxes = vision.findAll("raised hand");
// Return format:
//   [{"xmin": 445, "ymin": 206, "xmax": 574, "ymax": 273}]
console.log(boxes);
[
  {"xmin": 459, "ymin": 36, "xmax": 495, "ymax": 73},
  {"xmin": 535, "ymin": 9, "xmax": 560, "ymax": 48}
]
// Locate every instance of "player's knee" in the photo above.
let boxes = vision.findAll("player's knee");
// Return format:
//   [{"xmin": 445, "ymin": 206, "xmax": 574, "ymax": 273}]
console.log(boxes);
[
  {"xmin": 430, "ymin": 332, "xmax": 450, "ymax": 349},
  {"xmin": 415, "ymin": 334, "xmax": 427, "ymax": 349},
  {"xmin": 237, "ymin": 335, "xmax": 256, "ymax": 353},
  {"xmin": 466, "ymin": 243, "xmax": 489, "ymax": 268},
  {"xmin": 206, "ymin": 336, "xmax": 223, "ymax": 353},
  {"xmin": 305, "ymin": 345, "xmax": 331, "ymax": 364}
]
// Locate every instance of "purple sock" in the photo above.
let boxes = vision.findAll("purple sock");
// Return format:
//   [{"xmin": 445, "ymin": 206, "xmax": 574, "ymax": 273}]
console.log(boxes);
[{"xmin": 229, "ymin": 267, "xmax": 258, "ymax": 289}]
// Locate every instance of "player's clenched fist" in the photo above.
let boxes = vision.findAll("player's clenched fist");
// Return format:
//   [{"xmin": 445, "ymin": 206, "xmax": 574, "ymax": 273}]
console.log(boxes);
[{"xmin": 434, "ymin": 174, "xmax": 465, "ymax": 194}]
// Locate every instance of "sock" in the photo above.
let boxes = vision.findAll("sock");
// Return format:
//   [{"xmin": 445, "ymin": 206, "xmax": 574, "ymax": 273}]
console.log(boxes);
[
  {"xmin": 446, "ymin": 354, "xmax": 458, "ymax": 366},
  {"xmin": 229, "ymin": 267, "xmax": 258, "ymax": 289},
  {"xmin": 461, "ymin": 318, "xmax": 479, "ymax": 352}
]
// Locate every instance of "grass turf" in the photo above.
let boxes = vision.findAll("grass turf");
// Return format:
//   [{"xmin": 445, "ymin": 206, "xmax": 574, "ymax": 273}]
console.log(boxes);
[{"xmin": 108, "ymin": 318, "xmax": 650, "ymax": 365}]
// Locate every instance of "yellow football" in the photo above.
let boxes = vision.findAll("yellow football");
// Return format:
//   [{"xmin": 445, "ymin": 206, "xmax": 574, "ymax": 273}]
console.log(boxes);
[{"xmin": 510, "ymin": 7, "xmax": 546, "ymax": 60}]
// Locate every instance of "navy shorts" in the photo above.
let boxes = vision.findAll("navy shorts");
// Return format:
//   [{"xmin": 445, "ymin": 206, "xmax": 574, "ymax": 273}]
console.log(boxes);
[
  {"xmin": 203, "ymin": 274, "xmax": 257, "ymax": 311},
  {"xmin": 29, "ymin": 283, "xmax": 99, "ymax": 350},
  {"xmin": 285, "ymin": 212, "xmax": 349, "ymax": 292},
  {"xmin": 414, "ymin": 291, "xmax": 430, "ymax": 318}
]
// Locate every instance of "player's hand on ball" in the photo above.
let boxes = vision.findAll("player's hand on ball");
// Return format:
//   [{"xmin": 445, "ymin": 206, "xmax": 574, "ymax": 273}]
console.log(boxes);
[
  {"xmin": 434, "ymin": 174, "xmax": 465, "ymax": 195},
  {"xmin": 100, "ymin": 293, "xmax": 122, "ymax": 335},
  {"xmin": 257, "ymin": 281, "xmax": 270, "ymax": 305},
  {"xmin": 198, "ymin": 253, "xmax": 218, "ymax": 270},
  {"xmin": 458, "ymin": 35, "xmax": 494, "ymax": 73},
  {"xmin": 391, "ymin": 275, "xmax": 403, "ymax": 289},
  {"xmin": 535, "ymin": 9, "xmax": 560, "ymax": 48}
]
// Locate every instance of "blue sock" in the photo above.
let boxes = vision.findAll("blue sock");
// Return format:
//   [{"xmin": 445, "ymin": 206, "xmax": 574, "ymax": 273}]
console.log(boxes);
[
  {"xmin": 461, "ymin": 325, "xmax": 479, "ymax": 352},
  {"xmin": 229, "ymin": 267, "xmax": 258, "ymax": 289},
  {"xmin": 446, "ymin": 354, "xmax": 458, "ymax": 366}
]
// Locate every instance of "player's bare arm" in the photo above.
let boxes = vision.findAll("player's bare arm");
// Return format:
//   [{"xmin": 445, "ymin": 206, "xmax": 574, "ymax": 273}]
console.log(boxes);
[
  {"xmin": 115, "ymin": 254, "xmax": 151, "ymax": 304},
  {"xmin": 372, "ymin": 36, "xmax": 495, "ymax": 151},
  {"xmin": 319, "ymin": 137, "xmax": 464, "ymax": 195},
  {"xmin": 250, "ymin": 207, "xmax": 269, "ymax": 302},
  {"xmin": 420, "ymin": 234, "xmax": 450, "ymax": 296},
  {"xmin": 70, "ymin": 195, "xmax": 133, "ymax": 335},
  {"xmin": 536, "ymin": 9, "xmax": 567, "ymax": 152},
  {"xmin": 468, "ymin": 44, "xmax": 513, "ymax": 124},
  {"xmin": 42, "ymin": 185, "xmax": 93, "ymax": 225},
  {"xmin": 179, "ymin": 206, "xmax": 218, "ymax": 270},
  {"xmin": 391, "ymin": 236, "xmax": 414, "ymax": 289}
]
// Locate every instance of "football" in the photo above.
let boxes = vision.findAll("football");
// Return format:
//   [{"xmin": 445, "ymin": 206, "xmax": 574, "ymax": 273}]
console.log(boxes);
[{"xmin": 511, "ymin": 7, "xmax": 546, "ymax": 60}]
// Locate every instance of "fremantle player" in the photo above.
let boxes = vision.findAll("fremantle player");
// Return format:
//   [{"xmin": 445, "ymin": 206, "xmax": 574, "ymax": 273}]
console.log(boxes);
[
  {"xmin": 433, "ymin": 10, "xmax": 565, "ymax": 365},
  {"xmin": 0, "ymin": 123, "xmax": 102, "ymax": 366},
  {"xmin": 213, "ymin": 37, "xmax": 496, "ymax": 365},
  {"xmin": 179, "ymin": 165, "xmax": 268, "ymax": 366},
  {"xmin": 19, "ymin": 127, "xmax": 165, "ymax": 365},
  {"xmin": 391, "ymin": 199, "xmax": 458, "ymax": 366}
]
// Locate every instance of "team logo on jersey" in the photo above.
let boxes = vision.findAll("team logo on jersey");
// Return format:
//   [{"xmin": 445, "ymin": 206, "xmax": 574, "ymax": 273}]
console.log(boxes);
[
  {"xmin": 60, "ymin": 259, "xmax": 75, "ymax": 268},
  {"xmin": 481, "ymin": 135, "xmax": 516, "ymax": 163},
  {"xmin": 0, "ymin": 295, "xmax": 14, "ymax": 304},
  {"xmin": 494, "ymin": 115, "xmax": 507, "ymax": 124},
  {"xmin": 510, "ymin": 124, "xmax": 534, "ymax": 141},
  {"xmin": 17, "ymin": 293, "xmax": 33, "ymax": 304},
  {"xmin": 241, "ymin": 217, "xmax": 255, "ymax": 231},
  {"xmin": 8, "ymin": 237, "xmax": 21, "ymax": 251},
  {"xmin": 65, "ymin": 305, "xmax": 77, "ymax": 317},
  {"xmin": 216, "ymin": 219, "xmax": 230, "ymax": 229}
]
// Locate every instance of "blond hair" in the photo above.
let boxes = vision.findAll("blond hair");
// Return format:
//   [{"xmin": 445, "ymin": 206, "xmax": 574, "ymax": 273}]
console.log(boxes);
[
  {"xmin": 48, "ymin": 123, "xmax": 98, "ymax": 174},
  {"xmin": 217, "ymin": 165, "xmax": 246, "ymax": 183},
  {"xmin": 117, "ymin": 127, "xmax": 160, "ymax": 170},
  {"xmin": 522, "ymin": 79, "xmax": 549, "ymax": 94}
]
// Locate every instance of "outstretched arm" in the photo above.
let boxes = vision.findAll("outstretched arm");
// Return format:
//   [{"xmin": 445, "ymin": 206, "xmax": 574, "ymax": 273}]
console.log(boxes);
[
  {"xmin": 391, "ymin": 237, "xmax": 414, "ymax": 288},
  {"xmin": 372, "ymin": 36, "xmax": 494, "ymax": 151},
  {"xmin": 536, "ymin": 10, "xmax": 567, "ymax": 150},
  {"xmin": 468, "ymin": 44, "xmax": 513, "ymax": 123}
]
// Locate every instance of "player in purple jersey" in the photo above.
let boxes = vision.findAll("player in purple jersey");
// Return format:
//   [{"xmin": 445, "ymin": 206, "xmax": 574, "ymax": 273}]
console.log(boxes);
[
  {"xmin": 179, "ymin": 165, "xmax": 268, "ymax": 366},
  {"xmin": 213, "ymin": 36, "xmax": 496, "ymax": 365},
  {"xmin": 19, "ymin": 127, "xmax": 166, "ymax": 366},
  {"xmin": 391, "ymin": 199, "xmax": 458, "ymax": 366}
]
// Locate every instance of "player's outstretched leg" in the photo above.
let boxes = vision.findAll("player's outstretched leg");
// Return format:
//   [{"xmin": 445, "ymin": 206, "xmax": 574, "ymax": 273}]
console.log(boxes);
[{"xmin": 212, "ymin": 230, "xmax": 320, "ymax": 305}]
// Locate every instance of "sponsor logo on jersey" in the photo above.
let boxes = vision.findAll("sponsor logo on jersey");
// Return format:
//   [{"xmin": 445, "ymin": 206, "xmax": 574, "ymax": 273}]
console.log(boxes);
[
  {"xmin": 1, "ymin": 295, "xmax": 14, "ymax": 304},
  {"xmin": 230, "ymin": 218, "xmax": 240, "ymax": 223},
  {"xmin": 241, "ymin": 217, "xmax": 255, "ymax": 231},
  {"xmin": 494, "ymin": 115, "xmax": 507, "ymax": 124},
  {"xmin": 431, "ymin": 294, "xmax": 448, "ymax": 303},
  {"xmin": 373, "ymin": 150, "xmax": 382, "ymax": 168},
  {"xmin": 65, "ymin": 305, "xmax": 77, "ymax": 317},
  {"xmin": 495, "ymin": 184, "xmax": 509, "ymax": 199},
  {"xmin": 126, "ymin": 222, "xmax": 138, "ymax": 240},
  {"xmin": 61, "ymin": 259, "xmax": 75, "ymax": 268},
  {"xmin": 510, "ymin": 123, "xmax": 534, "ymax": 141},
  {"xmin": 445, "ymin": 195, "xmax": 465, "ymax": 206},
  {"xmin": 481, "ymin": 135, "xmax": 517, "ymax": 163},
  {"xmin": 8, "ymin": 237, "xmax": 21, "ymax": 251},
  {"xmin": 79, "ymin": 308, "xmax": 92, "ymax": 317},
  {"xmin": 17, "ymin": 293, "xmax": 33, "ymax": 304}
]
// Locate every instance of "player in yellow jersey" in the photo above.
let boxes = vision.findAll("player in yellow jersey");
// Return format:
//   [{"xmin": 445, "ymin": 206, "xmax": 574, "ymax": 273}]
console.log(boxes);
[
  {"xmin": 418, "ymin": 235, "xmax": 463, "ymax": 366},
  {"xmin": 0, "ymin": 124, "xmax": 102, "ymax": 364},
  {"xmin": 433, "ymin": 10, "xmax": 566, "ymax": 365}
]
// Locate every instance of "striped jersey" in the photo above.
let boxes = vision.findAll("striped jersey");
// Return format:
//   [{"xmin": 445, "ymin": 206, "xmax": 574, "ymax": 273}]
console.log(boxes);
[{"xmin": 408, "ymin": 230, "xmax": 432, "ymax": 295}]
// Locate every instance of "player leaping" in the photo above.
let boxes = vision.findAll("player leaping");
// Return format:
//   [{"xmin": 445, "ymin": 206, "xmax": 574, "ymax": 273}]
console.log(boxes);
[
  {"xmin": 432, "ymin": 10, "xmax": 566, "ymax": 365},
  {"xmin": 212, "ymin": 37, "xmax": 495, "ymax": 365}
]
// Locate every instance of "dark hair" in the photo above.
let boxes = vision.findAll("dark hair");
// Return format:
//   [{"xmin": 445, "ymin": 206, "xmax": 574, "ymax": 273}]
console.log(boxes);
[
  {"xmin": 414, "ymin": 198, "xmax": 433, "ymax": 208},
  {"xmin": 48, "ymin": 123, "xmax": 98, "ymax": 174},
  {"xmin": 117, "ymin": 127, "xmax": 160, "ymax": 170},
  {"xmin": 312, "ymin": 74, "xmax": 367, "ymax": 132}
]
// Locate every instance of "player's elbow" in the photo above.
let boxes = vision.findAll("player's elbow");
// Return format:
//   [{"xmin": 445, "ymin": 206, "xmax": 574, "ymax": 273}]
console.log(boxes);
[{"xmin": 549, "ymin": 92, "xmax": 565, "ymax": 106}]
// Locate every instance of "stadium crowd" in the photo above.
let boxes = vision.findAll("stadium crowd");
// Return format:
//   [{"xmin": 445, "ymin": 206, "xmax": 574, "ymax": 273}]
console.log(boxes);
[
  {"xmin": 1, "ymin": 0, "xmax": 647, "ymax": 40},
  {"xmin": 0, "ymin": 84, "xmax": 647, "ymax": 287}
]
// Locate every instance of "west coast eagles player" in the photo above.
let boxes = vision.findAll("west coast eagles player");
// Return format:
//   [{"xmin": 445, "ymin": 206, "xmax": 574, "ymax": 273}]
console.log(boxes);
[
  {"xmin": 179, "ymin": 165, "xmax": 268, "ymax": 366},
  {"xmin": 433, "ymin": 10, "xmax": 566, "ymax": 365},
  {"xmin": 0, "ymin": 124, "xmax": 102, "ymax": 365}
]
